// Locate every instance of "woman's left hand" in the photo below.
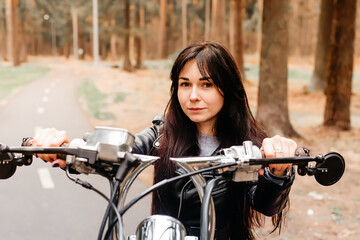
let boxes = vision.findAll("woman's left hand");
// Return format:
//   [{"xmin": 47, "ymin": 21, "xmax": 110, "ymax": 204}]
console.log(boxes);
[{"xmin": 259, "ymin": 135, "xmax": 297, "ymax": 177}]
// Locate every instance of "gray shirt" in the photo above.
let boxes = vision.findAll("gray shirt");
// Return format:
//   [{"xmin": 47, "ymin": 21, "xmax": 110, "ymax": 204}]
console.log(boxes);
[{"xmin": 197, "ymin": 134, "xmax": 220, "ymax": 156}]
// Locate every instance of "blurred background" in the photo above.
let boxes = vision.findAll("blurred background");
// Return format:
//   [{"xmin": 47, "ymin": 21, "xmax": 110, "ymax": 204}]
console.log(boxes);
[{"xmin": 0, "ymin": 0, "xmax": 360, "ymax": 239}]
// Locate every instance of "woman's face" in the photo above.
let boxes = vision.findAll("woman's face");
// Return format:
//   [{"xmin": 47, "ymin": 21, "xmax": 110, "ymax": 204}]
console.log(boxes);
[{"xmin": 177, "ymin": 59, "xmax": 224, "ymax": 135}]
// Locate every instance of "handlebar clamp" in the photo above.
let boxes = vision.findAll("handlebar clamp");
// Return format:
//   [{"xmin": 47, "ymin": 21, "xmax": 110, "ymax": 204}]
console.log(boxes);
[{"xmin": 221, "ymin": 141, "xmax": 262, "ymax": 182}]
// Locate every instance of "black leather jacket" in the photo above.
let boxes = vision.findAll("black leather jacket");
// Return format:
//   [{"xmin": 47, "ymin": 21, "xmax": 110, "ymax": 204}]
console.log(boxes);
[{"xmin": 132, "ymin": 117, "xmax": 295, "ymax": 239}]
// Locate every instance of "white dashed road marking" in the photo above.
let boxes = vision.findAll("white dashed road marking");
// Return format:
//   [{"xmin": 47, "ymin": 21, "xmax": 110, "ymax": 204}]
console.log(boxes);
[{"xmin": 38, "ymin": 168, "xmax": 55, "ymax": 189}]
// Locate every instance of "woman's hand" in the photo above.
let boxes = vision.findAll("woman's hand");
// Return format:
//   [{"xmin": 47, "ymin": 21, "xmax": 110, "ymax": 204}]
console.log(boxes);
[
  {"xmin": 32, "ymin": 128, "xmax": 69, "ymax": 168},
  {"xmin": 259, "ymin": 135, "xmax": 297, "ymax": 177}
]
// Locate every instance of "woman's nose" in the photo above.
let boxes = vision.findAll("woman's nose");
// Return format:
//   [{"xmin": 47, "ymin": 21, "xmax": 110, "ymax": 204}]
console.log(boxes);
[{"xmin": 189, "ymin": 87, "xmax": 200, "ymax": 102}]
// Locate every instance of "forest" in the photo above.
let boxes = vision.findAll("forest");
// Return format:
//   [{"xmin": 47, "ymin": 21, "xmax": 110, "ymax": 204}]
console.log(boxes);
[{"xmin": 0, "ymin": 0, "xmax": 359, "ymax": 136}]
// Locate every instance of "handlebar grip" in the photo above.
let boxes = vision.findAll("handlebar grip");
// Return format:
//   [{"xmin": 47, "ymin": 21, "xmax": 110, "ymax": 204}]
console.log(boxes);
[{"xmin": 22, "ymin": 137, "xmax": 69, "ymax": 160}]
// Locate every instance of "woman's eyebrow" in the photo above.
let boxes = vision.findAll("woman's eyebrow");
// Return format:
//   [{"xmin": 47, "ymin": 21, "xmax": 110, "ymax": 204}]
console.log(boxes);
[
  {"xmin": 178, "ymin": 76, "xmax": 211, "ymax": 81},
  {"xmin": 199, "ymin": 76, "xmax": 211, "ymax": 81}
]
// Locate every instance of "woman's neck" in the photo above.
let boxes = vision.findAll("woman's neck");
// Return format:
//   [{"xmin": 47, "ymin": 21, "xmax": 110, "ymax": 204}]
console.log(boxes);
[{"xmin": 196, "ymin": 122, "xmax": 215, "ymax": 136}]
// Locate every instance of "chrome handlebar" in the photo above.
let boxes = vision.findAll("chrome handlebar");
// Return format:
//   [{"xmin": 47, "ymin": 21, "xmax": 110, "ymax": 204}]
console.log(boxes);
[{"xmin": 0, "ymin": 127, "xmax": 346, "ymax": 240}]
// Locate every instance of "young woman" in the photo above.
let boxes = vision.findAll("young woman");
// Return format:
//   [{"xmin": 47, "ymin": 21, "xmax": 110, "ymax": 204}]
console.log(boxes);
[{"xmin": 34, "ymin": 41, "xmax": 297, "ymax": 239}]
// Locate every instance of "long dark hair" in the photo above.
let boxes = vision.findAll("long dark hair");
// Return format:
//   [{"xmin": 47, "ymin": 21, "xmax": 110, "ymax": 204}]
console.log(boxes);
[{"xmin": 152, "ymin": 41, "xmax": 285, "ymax": 239}]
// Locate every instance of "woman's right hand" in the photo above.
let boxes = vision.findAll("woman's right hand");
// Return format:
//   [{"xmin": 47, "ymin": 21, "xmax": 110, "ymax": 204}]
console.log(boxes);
[{"xmin": 32, "ymin": 128, "xmax": 69, "ymax": 168}]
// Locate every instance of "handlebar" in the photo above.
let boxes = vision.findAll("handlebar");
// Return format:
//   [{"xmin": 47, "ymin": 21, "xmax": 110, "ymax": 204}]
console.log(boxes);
[
  {"xmin": 0, "ymin": 127, "xmax": 346, "ymax": 240},
  {"xmin": 0, "ymin": 138, "xmax": 345, "ymax": 186}
]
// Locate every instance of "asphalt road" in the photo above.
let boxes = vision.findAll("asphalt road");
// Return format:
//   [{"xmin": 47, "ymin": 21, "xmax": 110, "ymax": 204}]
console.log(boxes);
[{"xmin": 0, "ymin": 62, "xmax": 151, "ymax": 239}]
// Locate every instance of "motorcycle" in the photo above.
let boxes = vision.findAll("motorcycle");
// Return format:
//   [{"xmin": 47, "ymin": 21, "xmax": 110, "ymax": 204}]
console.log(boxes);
[{"xmin": 0, "ymin": 127, "xmax": 345, "ymax": 240}]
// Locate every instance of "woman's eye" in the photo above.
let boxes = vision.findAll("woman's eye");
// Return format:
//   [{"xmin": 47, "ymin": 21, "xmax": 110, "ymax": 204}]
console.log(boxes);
[
  {"xmin": 203, "ymin": 82, "xmax": 213, "ymax": 88},
  {"xmin": 179, "ymin": 82, "xmax": 190, "ymax": 87}
]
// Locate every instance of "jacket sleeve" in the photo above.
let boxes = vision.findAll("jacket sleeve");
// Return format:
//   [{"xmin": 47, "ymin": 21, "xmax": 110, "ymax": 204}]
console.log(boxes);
[
  {"xmin": 248, "ymin": 166, "xmax": 295, "ymax": 216},
  {"xmin": 131, "ymin": 115, "xmax": 163, "ymax": 155},
  {"xmin": 131, "ymin": 126, "xmax": 158, "ymax": 155}
]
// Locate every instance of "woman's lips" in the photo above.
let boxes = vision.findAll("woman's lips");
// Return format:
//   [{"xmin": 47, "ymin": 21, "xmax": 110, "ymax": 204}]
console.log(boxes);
[{"xmin": 188, "ymin": 107, "xmax": 205, "ymax": 112}]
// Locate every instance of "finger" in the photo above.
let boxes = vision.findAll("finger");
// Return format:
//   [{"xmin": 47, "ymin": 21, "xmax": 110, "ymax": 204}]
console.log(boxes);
[
  {"xmin": 38, "ymin": 153, "xmax": 56, "ymax": 163},
  {"xmin": 262, "ymin": 137, "xmax": 277, "ymax": 158},
  {"xmin": 269, "ymin": 163, "xmax": 286, "ymax": 173},
  {"xmin": 36, "ymin": 128, "xmax": 59, "ymax": 145},
  {"xmin": 33, "ymin": 127, "xmax": 44, "ymax": 142},
  {"xmin": 287, "ymin": 139, "xmax": 297, "ymax": 157},
  {"xmin": 52, "ymin": 130, "xmax": 69, "ymax": 145},
  {"xmin": 269, "ymin": 163, "xmax": 292, "ymax": 176},
  {"xmin": 274, "ymin": 137, "xmax": 296, "ymax": 158},
  {"xmin": 43, "ymin": 128, "xmax": 60, "ymax": 146},
  {"xmin": 34, "ymin": 128, "xmax": 52, "ymax": 146},
  {"xmin": 31, "ymin": 138, "xmax": 38, "ymax": 147},
  {"xmin": 36, "ymin": 131, "xmax": 56, "ymax": 162},
  {"xmin": 279, "ymin": 138, "xmax": 290, "ymax": 157},
  {"xmin": 52, "ymin": 159, "xmax": 66, "ymax": 168},
  {"xmin": 275, "ymin": 149, "xmax": 285, "ymax": 158},
  {"xmin": 37, "ymin": 154, "xmax": 49, "ymax": 162},
  {"xmin": 258, "ymin": 168, "xmax": 264, "ymax": 175}
]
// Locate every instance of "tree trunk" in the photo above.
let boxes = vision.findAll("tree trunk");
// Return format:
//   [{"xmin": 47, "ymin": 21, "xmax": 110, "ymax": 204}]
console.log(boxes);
[
  {"xmin": 110, "ymin": 19, "xmax": 118, "ymax": 66},
  {"xmin": 36, "ymin": 24, "xmax": 43, "ymax": 56},
  {"xmin": 308, "ymin": 0, "xmax": 333, "ymax": 93},
  {"xmin": 6, "ymin": 0, "xmax": 13, "ymax": 61},
  {"xmin": 89, "ymin": 34, "xmax": 92, "ymax": 58},
  {"xmin": 71, "ymin": 7, "xmax": 79, "ymax": 60},
  {"xmin": 0, "ymin": 18, "xmax": 6, "ymax": 61},
  {"xmin": 229, "ymin": 0, "xmax": 245, "ymax": 76},
  {"xmin": 256, "ymin": 0, "xmax": 298, "ymax": 137},
  {"xmin": 204, "ymin": 0, "xmax": 210, "ymax": 41},
  {"xmin": 297, "ymin": 0, "xmax": 307, "ymax": 56},
  {"xmin": 100, "ymin": 41, "xmax": 107, "ymax": 60},
  {"xmin": 110, "ymin": 34, "xmax": 117, "ymax": 64},
  {"xmin": 6, "ymin": 0, "xmax": 20, "ymax": 66},
  {"xmin": 19, "ymin": 19, "xmax": 27, "ymax": 62},
  {"xmin": 35, "ymin": 29, "xmax": 40, "ymax": 55},
  {"xmin": 157, "ymin": 0, "xmax": 167, "ymax": 59},
  {"xmin": 167, "ymin": 1, "xmax": 177, "ymax": 55},
  {"xmin": 11, "ymin": 0, "xmax": 19, "ymax": 66},
  {"xmin": 135, "ymin": 3, "xmax": 144, "ymax": 69},
  {"xmin": 324, "ymin": 0, "xmax": 356, "ymax": 130},
  {"xmin": 80, "ymin": 31, "xmax": 87, "ymax": 60},
  {"xmin": 211, "ymin": 0, "xmax": 226, "ymax": 46},
  {"xmin": 51, "ymin": 20, "xmax": 56, "ymax": 57},
  {"xmin": 123, "ymin": 0, "xmax": 133, "ymax": 71},
  {"xmin": 63, "ymin": 0, "xmax": 70, "ymax": 59},
  {"xmin": 357, "ymin": 0, "xmax": 360, "ymax": 57},
  {"xmin": 229, "ymin": 1, "xmax": 235, "ymax": 53},
  {"xmin": 182, "ymin": 0, "xmax": 187, "ymax": 48},
  {"xmin": 64, "ymin": 20, "xmax": 71, "ymax": 59},
  {"xmin": 256, "ymin": 0, "xmax": 263, "ymax": 54}
]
